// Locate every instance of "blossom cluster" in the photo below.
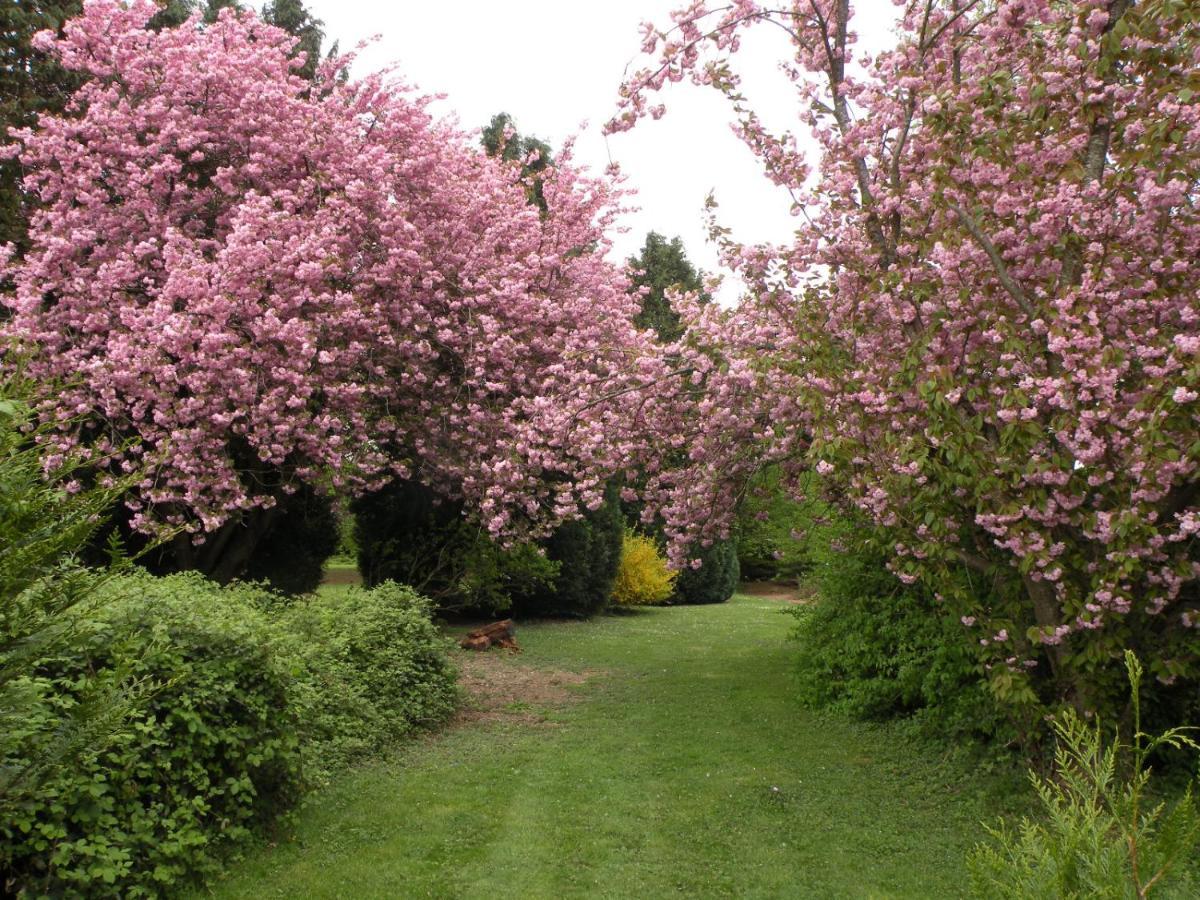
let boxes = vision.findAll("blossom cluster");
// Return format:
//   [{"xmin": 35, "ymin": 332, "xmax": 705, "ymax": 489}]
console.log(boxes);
[
  {"xmin": 613, "ymin": 0, "xmax": 1200, "ymax": 703},
  {"xmin": 2, "ymin": 0, "xmax": 653, "ymax": 543}
]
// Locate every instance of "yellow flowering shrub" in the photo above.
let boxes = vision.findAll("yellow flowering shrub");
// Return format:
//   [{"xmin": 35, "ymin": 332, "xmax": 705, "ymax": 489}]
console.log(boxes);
[{"xmin": 611, "ymin": 531, "xmax": 677, "ymax": 606}]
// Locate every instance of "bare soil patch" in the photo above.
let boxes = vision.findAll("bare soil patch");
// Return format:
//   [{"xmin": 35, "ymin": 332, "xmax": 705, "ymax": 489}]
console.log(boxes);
[
  {"xmin": 322, "ymin": 565, "xmax": 362, "ymax": 586},
  {"xmin": 451, "ymin": 650, "xmax": 598, "ymax": 726},
  {"xmin": 738, "ymin": 580, "xmax": 814, "ymax": 604}
]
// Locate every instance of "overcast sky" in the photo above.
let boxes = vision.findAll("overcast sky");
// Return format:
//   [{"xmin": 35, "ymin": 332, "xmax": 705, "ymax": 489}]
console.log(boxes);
[{"xmin": 302, "ymin": 1, "xmax": 899, "ymax": 303}]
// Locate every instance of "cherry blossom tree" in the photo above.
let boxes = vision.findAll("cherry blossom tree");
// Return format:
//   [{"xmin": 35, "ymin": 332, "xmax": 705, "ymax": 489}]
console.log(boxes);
[
  {"xmin": 614, "ymin": 0, "xmax": 1200, "ymax": 715},
  {"xmin": 1, "ymin": 0, "xmax": 649, "ymax": 580}
]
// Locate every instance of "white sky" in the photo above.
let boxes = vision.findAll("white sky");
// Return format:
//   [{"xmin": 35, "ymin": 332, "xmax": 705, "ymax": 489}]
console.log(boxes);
[{"xmin": 301, "ymin": 1, "xmax": 899, "ymax": 303}]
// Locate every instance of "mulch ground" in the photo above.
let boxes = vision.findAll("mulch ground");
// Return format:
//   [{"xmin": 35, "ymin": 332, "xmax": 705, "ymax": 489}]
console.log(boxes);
[
  {"xmin": 738, "ymin": 580, "xmax": 813, "ymax": 604},
  {"xmin": 450, "ymin": 649, "xmax": 598, "ymax": 727}
]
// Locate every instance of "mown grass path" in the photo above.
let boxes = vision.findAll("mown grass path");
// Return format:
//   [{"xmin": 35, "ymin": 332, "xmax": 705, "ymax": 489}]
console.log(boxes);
[{"xmin": 204, "ymin": 595, "xmax": 1007, "ymax": 899}]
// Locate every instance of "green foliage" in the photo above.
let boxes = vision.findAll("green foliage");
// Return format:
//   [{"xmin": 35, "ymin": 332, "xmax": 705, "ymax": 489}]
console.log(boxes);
[
  {"xmin": 612, "ymin": 531, "xmax": 677, "ymax": 606},
  {"xmin": 262, "ymin": 0, "xmax": 326, "ymax": 80},
  {"xmin": 627, "ymin": 232, "xmax": 707, "ymax": 344},
  {"xmin": 1, "ymin": 573, "xmax": 302, "ymax": 898},
  {"xmin": 453, "ymin": 538, "xmax": 558, "ymax": 616},
  {"xmin": 511, "ymin": 484, "xmax": 624, "ymax": 618},
  {"xmin": 352, "ymin": 479, "xmax": 555, "ymax": 615},
  {"xmin": 269, "ymin": 582, "xmax": 460, "ymax": 782},
  {"xmin": 354, "ymin": 479, "xmax": 466, "ymax": 592},
  {"xmin": 0, "ymin": 0, "xmax": 82, "ymax": 250},
  {"xmin": 242, "ymin": 482, "xmax": 340, "ymax": 595},
  {"xmin": 0, "ymin": 369, "xmax": 141, "ymax": 825},
  {"xmin": 735, "ymin": 465, "xmax": 810, "ymax": 581},
  {"xmin": 672, "ymin": 538, "xmax": 739, "ymax": 605},
  {"xmin": 788, "ymin": 500, "xmax": 1005, "ymax": 742},
  {"xmin": 1, "ymin": 572, "xmax": 461, "ymax": 896},
  {"xmin": 968, "ymin": 653, "xmax": 1200, "ymax": 899},
  {"xmin": 331, "ymin": 503, "xmax": 358, "ymax": 561},
  {"xmin": 481, "ymin": 112, "xmax": 553, "ymax": 213}
]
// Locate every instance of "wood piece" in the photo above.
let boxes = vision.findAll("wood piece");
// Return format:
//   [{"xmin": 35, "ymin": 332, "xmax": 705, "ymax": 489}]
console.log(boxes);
[{"xmin": 459, "ymin": 619, "xmax": 519, "ymax": 652}]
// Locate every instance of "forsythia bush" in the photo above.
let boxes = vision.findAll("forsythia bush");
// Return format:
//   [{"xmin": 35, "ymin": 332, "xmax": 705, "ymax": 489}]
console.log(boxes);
[{"xmin": 612, "ymin": 532, "xmax": 677, "ymax": 606}]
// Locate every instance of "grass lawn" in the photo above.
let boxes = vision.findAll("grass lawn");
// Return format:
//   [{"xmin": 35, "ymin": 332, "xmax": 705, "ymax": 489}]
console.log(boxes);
[{"xmin": 201, "ymin": 594, "xmax": 1020, "ymax": 899}]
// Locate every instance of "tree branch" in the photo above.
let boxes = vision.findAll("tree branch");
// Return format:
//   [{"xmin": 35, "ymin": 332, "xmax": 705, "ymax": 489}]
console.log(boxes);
[{"xmin": 946, "ymin": 200, "xmax": 1037, "ymax": 319}]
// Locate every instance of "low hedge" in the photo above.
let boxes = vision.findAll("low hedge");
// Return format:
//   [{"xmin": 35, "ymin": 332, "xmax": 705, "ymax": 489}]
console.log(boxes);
[
  {"xmin": 271, "ymin": 582, "xmax": 460, "ymax": 781},
  {"xmin": 0, "ymin": 574, "xmax": 458, "ymax": 897},
  {"xmin": 1, "ymin": 574, "xmax": 301, "ymax": 897}
]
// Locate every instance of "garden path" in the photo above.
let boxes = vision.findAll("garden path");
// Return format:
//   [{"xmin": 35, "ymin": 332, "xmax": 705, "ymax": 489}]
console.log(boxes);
[{"xmin": 204, "ymin": 594, "xmax": 1006, "ymax": 899}]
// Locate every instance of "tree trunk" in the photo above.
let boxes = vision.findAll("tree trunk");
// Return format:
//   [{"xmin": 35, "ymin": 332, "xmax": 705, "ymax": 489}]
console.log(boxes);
[
  {"xmin": 1024, "ymin": 575, "xmax": 1089, "ymax": 712},
  {"xmin": 168, "ymin": 505, "xmax": 278, "ymax": 584}
]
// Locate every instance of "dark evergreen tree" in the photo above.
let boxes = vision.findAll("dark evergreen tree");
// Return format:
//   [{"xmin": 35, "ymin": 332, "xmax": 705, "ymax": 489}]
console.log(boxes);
[
  {"xmin": 262, "ymin": 0, "xmax": 325, "ymax": 81},
  {"xmin": 241, "ymin": 481, "xmax": 339, "ymax": 594},
  {"xmin": 146, "ymin": 0, "xmax": 197, "ymax": 29},
  {"xmin": 509, "ymin": 483, "xmax": 624, "ymax": 618},
  {"xmin": 0, "ymin": 0, "xmax": 82, "ymax": 251},
  {"xmin": 627, "ymin": 232, "xmax": 708, "ymax": 344},
  {"xmin": 352, "ymin": 479, "xmax": 472, "ymax": 595},
  {"xmin": 672, "ymin": 538, "xmax": 740, "ymax": 605},
  {"xmin": 200, "ymin": 0, "xmax": 241, "ymax": 22},
  {"xmin": 481, "ymin": 112, "xmax": 553, "ymax": 214}
]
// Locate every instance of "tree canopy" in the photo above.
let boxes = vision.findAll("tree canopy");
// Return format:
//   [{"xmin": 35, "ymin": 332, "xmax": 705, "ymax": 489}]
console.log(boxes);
[
  {"xmin": 1, "ymin": 0, "xmax": 651, "ymax": 573},
  {"xmin": 613, "ymin": 0, "xmax": 1200, "ymax": 716}
]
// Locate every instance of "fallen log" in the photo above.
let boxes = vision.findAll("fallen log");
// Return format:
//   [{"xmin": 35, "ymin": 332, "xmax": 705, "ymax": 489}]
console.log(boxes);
[{"xmin": 459, "ymin": 619, "xmax": 519, "ymax": 651}]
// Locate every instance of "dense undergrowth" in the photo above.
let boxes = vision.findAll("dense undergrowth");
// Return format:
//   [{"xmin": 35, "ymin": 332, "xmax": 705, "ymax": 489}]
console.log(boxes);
[{"xmin": 1, "ymin": 573, "xmax": 458, "ymax": 897}]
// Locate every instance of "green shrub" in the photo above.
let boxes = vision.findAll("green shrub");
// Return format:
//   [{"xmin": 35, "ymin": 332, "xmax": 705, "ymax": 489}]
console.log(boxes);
[
  {"xmin": 0, "ymin": 369, "xmax": 141, "ymax": 831},
  {"xmin": 352, "ymin": 479, "xmax": 555, "ymax": 615},
  {"xmin": 968, "ymin": 653, "xmax": 1200, "ymax": 899},
  {"xmin": 510, "ymin": 483, "xmax": 624, "ymax": 618},
  {"xmin": 242, "ymin": 482, "xmax": 340, "ymax": 595},
  {"xmin": 1, "ymin": 573, "xmax": 302, "ymax": 898},
  {"xmin": 353, "ymin": 479, "xmax": 468, "ymax": 593},
  {"xmin": 789, "ymin": 508, "xmax": 1005, "ymax": 744},
  {"xmin": 672, "ymin": 538, "xmax": 739, "ymax": 605},
  {"xmin": 612, "ymin": 531, "xmax": 677, "ymax": 606},
  {"xmin": 271, "ymin": 582, "xmax": 460, "ymax": 780},
  {"xmin": 0, "ymin": 572, "xmax": 461, "ymax": 896}
]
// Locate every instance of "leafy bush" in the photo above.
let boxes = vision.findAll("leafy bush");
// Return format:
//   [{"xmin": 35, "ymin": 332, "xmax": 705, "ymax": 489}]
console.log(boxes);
[
  {"xmin": 789, "ymin": 506, "xmax": 1006, "ymax": 744},
  {"xmin": 271, "ymin": 582, "xmax": 460, "ymax": 780},
  {"xmin": 242, "ymin": 482, "xmax": 340, "ymax": 595},
  {"xmin": 968, "ymin": 653, "xmax": 1200, "ymax": 899},
  {"xmin": 0, "ymin": 569, "xmax": 461, "ymax": 896},
  {"xmin": 612, "ymin": 531, "xmax": 677, "ymax": 606},
  {"xmin": 0, "ymin": 369, "xmax": 140, "ymax": 828},
  {"xmin": 1, "ymin": 573, "xmax": 302, "ymax": 898},
  {"xmin": 352, "ymin": 478, "xmax": 555, "ymax": 615},
  {"xmin": 510, "ymin": 483, "xmax": 624, "ymax": 618},
  {"xmin": 672, "ymin": 538, "xmax": 739, "ymax": 605}
]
